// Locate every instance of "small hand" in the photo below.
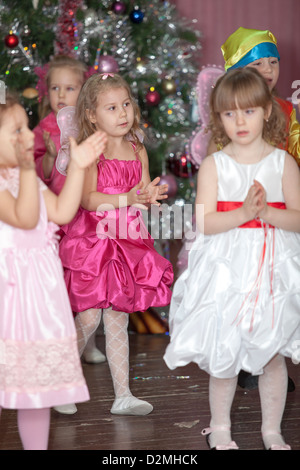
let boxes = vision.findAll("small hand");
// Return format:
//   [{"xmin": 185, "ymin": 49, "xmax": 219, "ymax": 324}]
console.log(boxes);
[
  {"xmin": 69, "ymin": 131, "xmax": 107, "ymax": 169},
  {"xmin": 253, "ymin": 179, "xmax": 268, "ymax": 217},
  {"xmin": 145, "ymin": 176, "xmax": 169, "ymax": 206},
  {"xmin": 14, "ymin": 135, "xmax": 35, "ymax": 170},
  {"xmin": 43, "ymin": 131, "xmax": 57, "ymax": 159},
  {"xmin": 128, "ymin": 181, "xmax": 150, "ymax": 209},
  {"xmin": 242, "ymin": 181, "xmax": 264, "ymax": 220}
]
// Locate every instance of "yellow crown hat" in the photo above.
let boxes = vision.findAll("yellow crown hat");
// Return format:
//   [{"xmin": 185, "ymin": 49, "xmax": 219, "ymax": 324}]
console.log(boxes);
[{"xmin": 221, "ymin": 27, "xmax": 280, "ymax": 71}]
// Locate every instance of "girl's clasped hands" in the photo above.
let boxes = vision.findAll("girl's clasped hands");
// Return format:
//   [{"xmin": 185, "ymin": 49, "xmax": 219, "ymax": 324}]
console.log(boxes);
[
  {"xmin": 243, "ymin": 179, "xmax": 267, "ymax": 221},
  {"xmin": 128, "ymin": 176, "xmax": 168, "ymax": 209}
]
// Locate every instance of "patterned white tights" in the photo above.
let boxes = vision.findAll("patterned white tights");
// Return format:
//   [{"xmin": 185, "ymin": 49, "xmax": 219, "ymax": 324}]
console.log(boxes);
[
  {"xmin": 208, "ymin": 375, "xmax": 238, "ymax": 448},
  {"xmin": 102, "ymin": 308, "xmax": 131, "ymax": 398},
  {"xmin": 75, "ymin": 307, "xmax": 131, "ymax": 398},
  {"xmin": 74, "ymin": 308, "xmax": 102, "ymax": 357},
  {"xmin": 259, "ymin": 354, "xmax": 290, "ymax": 449}
]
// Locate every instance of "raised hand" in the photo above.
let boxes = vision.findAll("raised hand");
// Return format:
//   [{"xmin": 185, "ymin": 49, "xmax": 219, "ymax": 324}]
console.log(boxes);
[
  {"xmin": 15, "ymin": 135, "xmax": 35, "ymax": 170},
  {"xmin": 253, "ymin": 179, "xmax": 267, "ymax": 217},
  {"xmin": 128, "ymin": 181, "xmax": 150, "ymax": 210},
  {"xmin": 43, "ymin": 131, "xmax": 57, "ymax": 160},
  {"xmin": 242, "ymin": 180, "xmax": 264, "ymax": 221},
  {"xmin": 69, "ymin": 131, "xmax": 107, "ymax": 169},
  {"xmin": 145, "ymin": 176, "xmax": 168, "ymax": 206}
]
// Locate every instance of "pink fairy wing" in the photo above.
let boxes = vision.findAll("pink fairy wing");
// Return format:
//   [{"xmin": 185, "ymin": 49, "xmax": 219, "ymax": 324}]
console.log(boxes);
[
  {"xmin": 190, "ymin": 66, "xmax": 224, "ymax": 166},
  {"xmin": 56, "ymin": 106, "xmax": 79, "ymax": 175}
]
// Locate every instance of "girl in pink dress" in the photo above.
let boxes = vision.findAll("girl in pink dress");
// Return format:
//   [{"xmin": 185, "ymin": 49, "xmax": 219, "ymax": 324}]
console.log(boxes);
[
  {"xmin": 34, "ymin": 55, "xmax": 105, "ymax": 367},
  {"xmin": 0, "ymin": 94, "xmax": 107, "ymax": 449},
  {"xmin": 59, "ymin": 73, "xmax": 174, "ymax": 416}
]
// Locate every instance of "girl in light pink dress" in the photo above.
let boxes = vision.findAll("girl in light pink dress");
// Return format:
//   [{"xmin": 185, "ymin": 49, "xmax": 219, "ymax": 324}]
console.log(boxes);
[{"xmin": 0, "ymin": 94, "xmax": 107, "ymax": 450}]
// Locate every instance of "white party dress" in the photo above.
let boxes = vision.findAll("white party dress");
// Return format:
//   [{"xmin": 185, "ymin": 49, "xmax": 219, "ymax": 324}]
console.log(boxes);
[
  {"xmin": 164, "ymin": 149, "xmax": 300, "ymax": 378},
  {"xmin": 0, "ymin": 168, "xmax": 89, "ymax": 409}
]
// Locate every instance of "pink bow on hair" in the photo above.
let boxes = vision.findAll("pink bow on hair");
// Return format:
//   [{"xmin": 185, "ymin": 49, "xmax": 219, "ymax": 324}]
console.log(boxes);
[
  {"xmin": 100, "ymin": 73, "xmax": 115, "ymax": 80},
  {"xmin": 34, "ymin": 64, "xmax": 49, "ymax": 102}
]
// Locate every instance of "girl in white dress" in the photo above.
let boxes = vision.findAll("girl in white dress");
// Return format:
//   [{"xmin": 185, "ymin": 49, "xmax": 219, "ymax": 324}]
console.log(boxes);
[{"xmin": 164, "ymin": 68, "xmax": 300, "ymax": 450}]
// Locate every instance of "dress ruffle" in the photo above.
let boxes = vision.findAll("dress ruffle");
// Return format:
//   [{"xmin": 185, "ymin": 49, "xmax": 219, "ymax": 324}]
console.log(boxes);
[
  {"xmin": 164, "ymin": 149, "xmax": 300, "ymax": 378},
  {"xmin": 60, "ymin": 155, "xmax": 173, "ymax": 313},
  {"xmin": 60, "ymin": 206, "xmax": 173, "ymax": 313}
]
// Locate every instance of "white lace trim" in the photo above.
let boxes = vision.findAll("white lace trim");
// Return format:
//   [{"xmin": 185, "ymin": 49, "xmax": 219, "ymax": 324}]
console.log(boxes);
[{"xmin": 0, "ymin": 336, "xmax": 85, "ymax": 393}]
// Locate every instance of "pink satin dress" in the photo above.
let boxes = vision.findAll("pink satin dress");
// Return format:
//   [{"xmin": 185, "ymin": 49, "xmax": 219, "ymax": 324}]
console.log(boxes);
[
  {"xmin": 59, "ymin": 152, "xmax": 174, "ymax": 314},
  {"xmin": 0, "ymin": 168, "xmax": 89, "ymax": 409}
]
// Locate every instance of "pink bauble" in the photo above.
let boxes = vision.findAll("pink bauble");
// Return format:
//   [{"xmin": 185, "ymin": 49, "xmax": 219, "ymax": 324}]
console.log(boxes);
[
  {"xmin": 159, "ymin": 174, "xmax": 177, "ymax": 198},
  {"xmin": 146, "ymin": 90, "xmax": 161, "ymax": 106},
  {"xmin": 98, "ymin": 55, "xmax": 119, "ymax": 74},
  {"xmin": 112, "ymin": 1, "xmax": 126, "ymax": 14}
]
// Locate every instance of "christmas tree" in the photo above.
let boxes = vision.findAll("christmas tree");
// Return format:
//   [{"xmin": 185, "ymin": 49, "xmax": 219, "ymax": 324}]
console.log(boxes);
[{"xmin": 0, "ymin": 0, "xmax": 201, "ymax": 203}]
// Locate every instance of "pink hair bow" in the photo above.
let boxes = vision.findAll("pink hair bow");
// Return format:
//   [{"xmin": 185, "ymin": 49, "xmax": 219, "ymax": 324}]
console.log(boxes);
[
  {"xmin": 100, "ymin": 73, "xmax": 115, "ymax": 80},
  {"xmin": 34, "ymin": 64, "xmax": 49, "ymax": 102}
]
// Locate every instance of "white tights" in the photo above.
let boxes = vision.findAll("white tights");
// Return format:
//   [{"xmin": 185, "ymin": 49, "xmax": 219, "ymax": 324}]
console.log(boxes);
[
  {"xmin": 208, "ymin": 355, "xmax": 289, "ymax": 449},
  {"xmin": 75, "ymin": 308, "xmax": 131, "ymax": 398}
]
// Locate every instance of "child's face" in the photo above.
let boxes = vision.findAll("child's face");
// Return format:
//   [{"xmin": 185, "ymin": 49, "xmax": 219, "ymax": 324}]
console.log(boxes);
[
  {"xmin": 220, "ymin": 105, "xmax": 269, "ymax": 146},
  {"xmin": 88, "ymin": 87, "xmax": 134, "ymax": 138},
  {"xmin": 49, "ymin": 67, "xmax": 83, "ymax": 115},
  {"xmin": 246, "ymin": 57, "xmax": 280, "ymax": 91},
  {"xmin": 0, "ymin": 105, "xmax": 34, "ymax": 167}
]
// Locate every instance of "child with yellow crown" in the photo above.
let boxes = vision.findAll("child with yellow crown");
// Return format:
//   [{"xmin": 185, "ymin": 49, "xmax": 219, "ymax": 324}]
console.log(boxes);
[{"xmin": 220, "ymin": 27, "xmax": 300, "ymax": 166}]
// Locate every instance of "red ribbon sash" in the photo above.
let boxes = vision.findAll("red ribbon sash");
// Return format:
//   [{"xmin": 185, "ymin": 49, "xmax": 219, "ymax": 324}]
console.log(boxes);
[
  {"xmin": 217, "ymin": 201, "xmax": 286, "ymax": 332},
  {"xmin": 217, "ymin": 201, "xmax": 286, "ymax": 228}
]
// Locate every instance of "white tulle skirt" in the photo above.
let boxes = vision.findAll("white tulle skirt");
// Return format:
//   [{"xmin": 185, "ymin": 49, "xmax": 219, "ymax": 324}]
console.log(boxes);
[{"xmin": 164, "ymin": 225, "xmax": 300, "ymax": 378}]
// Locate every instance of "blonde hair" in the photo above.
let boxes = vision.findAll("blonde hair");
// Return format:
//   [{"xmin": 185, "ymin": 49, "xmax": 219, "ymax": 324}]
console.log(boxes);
[
  {"xmin": 38, "ymin": 55, "xmax": 87, "ymax": 120},
  {"xmin": 208, "ymin": 67, "xmax": 287, "ymax": 148},
  {"xmin": 75, "ymin": 73, "xmax": 144, "ymax": 151}
]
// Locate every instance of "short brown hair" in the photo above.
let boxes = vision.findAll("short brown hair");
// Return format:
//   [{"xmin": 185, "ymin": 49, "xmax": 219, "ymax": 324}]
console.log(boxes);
[{"xmin": 207, "ymin": 67, "xmax": 287, "ymax": 148}]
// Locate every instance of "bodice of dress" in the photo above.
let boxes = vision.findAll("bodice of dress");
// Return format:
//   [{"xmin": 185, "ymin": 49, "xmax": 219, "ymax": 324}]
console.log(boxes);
[
  {"xmin": 97, "ymin": 154, "xmax": 142, "ymax": 194},
  {"xmin": 0, "ymin": 168, "xmax": 58, "ymax": 250},
  {"xmin": 214, "ymin": 148, "xmax": 285, "ymax": 203}
]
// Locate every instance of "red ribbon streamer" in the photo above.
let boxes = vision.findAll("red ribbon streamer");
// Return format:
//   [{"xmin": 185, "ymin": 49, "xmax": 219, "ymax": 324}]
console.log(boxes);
[{"xmin": 217, "ymin": 201, "xmax": 286, "ymax": 332}]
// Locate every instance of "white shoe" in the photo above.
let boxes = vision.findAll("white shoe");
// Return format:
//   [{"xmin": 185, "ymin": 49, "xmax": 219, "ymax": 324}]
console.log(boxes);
[
  {"xmin": 83, "ymin": 347, "xmax": 106, "ymax": 364},
  {"xmin": 110, "ymin": 396, "xmax": 153, "ymax": 416},
  {"xmin": 54, "ymin": 403, "xmax": 78, "ymax": 415}
]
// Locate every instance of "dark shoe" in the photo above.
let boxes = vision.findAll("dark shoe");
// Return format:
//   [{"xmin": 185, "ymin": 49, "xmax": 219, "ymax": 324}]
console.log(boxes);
[
  {"xmin": 288, "ymin": 376, "xmax": 295, "ymax": 392},
  {"xmin": 238, "ymin": 371, "xmax": 295, "ymax": 392},
  {"xmin": 238, "ymin": 371, "xmax": 258, "ymax": 390}
]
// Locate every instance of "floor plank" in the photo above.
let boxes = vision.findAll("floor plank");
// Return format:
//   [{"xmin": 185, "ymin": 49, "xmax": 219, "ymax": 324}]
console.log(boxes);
[{"xmin": 0, "ymin": 333, "xmax": 299, "ymax": 451}]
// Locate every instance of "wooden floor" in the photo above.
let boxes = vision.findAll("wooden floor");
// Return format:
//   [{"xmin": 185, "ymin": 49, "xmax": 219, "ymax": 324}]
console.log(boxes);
[{"xmin": 0, "ymin": 333, "xmax": 299, "ymax": 451}]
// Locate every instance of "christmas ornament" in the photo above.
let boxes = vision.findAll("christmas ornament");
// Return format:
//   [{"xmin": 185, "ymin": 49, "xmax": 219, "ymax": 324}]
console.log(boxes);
[
  {"xmin": 98, "ymin": 54, "xmax": 119, "ymax": 73},
  {"xmin": 159, "ymin": 174, "xmax": 177, "ymax": 199},
  {"xmin": 111, "ymin": 1, "xmax": 126, "ymax": 15},
  {"xmin": 169, "ymin": 153, "xmax": 196, "ymax": 178},
  {"xmin": 5, "ymin": 33, "xmax": 19, "ymax": 49},
  {"xmin": 129, "ymin": 7, "xmax": 144, "ymax": 24},
  {"xmin": 146, "ymin": 89, "xmax": 161, "ymax": 106},
  {"xmin": 162, "ymin": 78, "xmax": 176, "ymax": 94},
  {"xmin": 22, "ymin": 87, "xmax": 39, "ymax": 99}
]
